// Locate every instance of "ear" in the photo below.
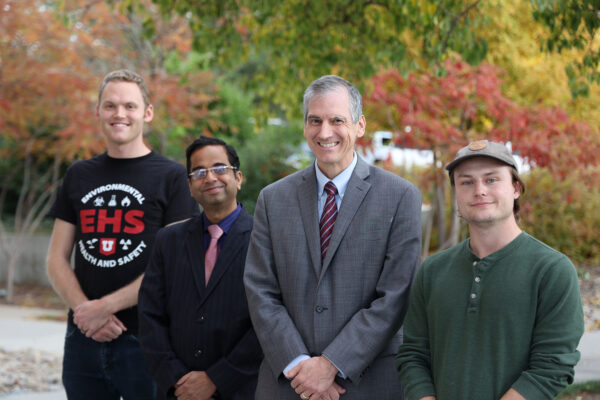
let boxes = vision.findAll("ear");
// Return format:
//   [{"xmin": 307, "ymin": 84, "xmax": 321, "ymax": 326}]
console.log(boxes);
[
  {"xmin": 356, "ymin": 115, "xmax": 366, "ymax": 138},
  {"xmin": 235, "ymin": 170, "xmax": 243, "ymax": 191},
  {"xmin": 144, "ymin": 104, "xmax": 154, "ymax": 123},
  {"xmin": 513, "ymin": 180, "xmax": 522, "ymax": 199}
]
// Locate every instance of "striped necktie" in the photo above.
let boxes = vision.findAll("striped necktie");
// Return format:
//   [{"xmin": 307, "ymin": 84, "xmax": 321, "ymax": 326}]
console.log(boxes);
[{"xmin": 320, "ymin": 181, "xmax": 338, "ymax": 260}]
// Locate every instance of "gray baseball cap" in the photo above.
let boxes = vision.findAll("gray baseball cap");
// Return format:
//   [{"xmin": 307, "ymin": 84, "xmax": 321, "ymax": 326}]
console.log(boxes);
[{"xmin": 445, "ymin": 140, "xmax": 518, "ymax": 172}]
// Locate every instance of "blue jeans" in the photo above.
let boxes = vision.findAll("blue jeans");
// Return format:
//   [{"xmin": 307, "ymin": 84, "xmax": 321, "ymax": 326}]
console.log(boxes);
[{"xmin": 62, "ymin": 322, "xmax": 156, "ymax": 400}]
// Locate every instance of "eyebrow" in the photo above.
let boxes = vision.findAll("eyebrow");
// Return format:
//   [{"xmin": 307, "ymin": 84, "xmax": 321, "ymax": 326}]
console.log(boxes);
[
  {"xmin": 191, "ymin": 162, "xmax": 227, "ymax": 171},
  {"xmin": 457, "ymin": 169, "xmax": 503, "ymax": 178},
  {"xmin": 101, "ymin": 100, "xmax": 139, "ymax": 106},
  {"xmin": 307, "ymin": 114, "xmax": 348, "ymax": 120}
]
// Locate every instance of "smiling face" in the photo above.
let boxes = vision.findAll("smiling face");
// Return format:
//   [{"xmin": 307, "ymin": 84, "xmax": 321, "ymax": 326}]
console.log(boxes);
[
  {"xmin": 453, "ymin": 157, "xmax": 521, "ymax": 228},
  {"xmin": 188, "ymin": 145, "xmax": 242, "ymax": 219},
  {"xmin": 96, "ymin": 81, "xmax": 153, "ymax": 154},
  {"xmin": 304, "ymin": 86, "xmax": 365, "ymax": 178}
]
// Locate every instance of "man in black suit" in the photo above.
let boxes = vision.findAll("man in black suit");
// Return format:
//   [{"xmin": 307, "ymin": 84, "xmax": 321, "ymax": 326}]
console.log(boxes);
[{"xmin": 138, "ymin": 136, "xmax": 262, "ymax": 400}]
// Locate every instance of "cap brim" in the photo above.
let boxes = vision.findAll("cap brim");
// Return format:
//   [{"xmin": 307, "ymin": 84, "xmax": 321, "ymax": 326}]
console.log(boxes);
[{"xmin": 445, "ymin": 154, "xmax": 516, "ymax": 172}]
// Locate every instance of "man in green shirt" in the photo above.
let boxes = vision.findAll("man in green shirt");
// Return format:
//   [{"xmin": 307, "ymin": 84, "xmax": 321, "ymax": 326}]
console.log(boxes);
[{"xmin": 397, "ymin": 140, "xmax": 584, "ymax": 400}]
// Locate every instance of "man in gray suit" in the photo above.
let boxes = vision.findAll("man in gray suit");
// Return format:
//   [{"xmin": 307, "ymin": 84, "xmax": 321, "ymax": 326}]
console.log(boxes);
[{"xmin": 244, "ymin": 75, "xmax": 422, "ymax": 400}]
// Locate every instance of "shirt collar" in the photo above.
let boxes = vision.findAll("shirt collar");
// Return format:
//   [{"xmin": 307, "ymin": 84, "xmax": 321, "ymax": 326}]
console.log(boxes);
[
  {"xmin": 315, "ymin": 152, "xmax": 358, "ymax": 198},
  {"xmin": 202, "ymin": 203, "xmax": 242, "ymax": 235}
]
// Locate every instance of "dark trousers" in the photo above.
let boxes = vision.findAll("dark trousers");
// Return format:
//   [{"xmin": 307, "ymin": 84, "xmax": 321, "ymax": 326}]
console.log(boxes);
[{"xmin": 62, "ymin": 322, "xmax": 156, "ymax": 400}]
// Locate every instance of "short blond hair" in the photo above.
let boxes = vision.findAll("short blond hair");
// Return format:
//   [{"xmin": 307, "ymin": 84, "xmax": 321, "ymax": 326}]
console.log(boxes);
[{"xmin": 97, "ymin": 70, "xmax": 151, "ymax": 108}]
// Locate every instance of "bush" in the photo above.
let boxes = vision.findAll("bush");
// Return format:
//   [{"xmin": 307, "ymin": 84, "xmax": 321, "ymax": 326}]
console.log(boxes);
[{"xmin": 519, "ymin": 167, "xmax": 600, "ymax": 266}]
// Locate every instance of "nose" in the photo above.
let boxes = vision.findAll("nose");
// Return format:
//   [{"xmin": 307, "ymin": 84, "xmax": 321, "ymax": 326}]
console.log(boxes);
[
  {"xmin": 115, "ymin": 105, "xmax": 126, "ymax": 117},
  {"xmin": 473, "ymin": 180, "xmax": 487, "ymax": 196},
  {"xmin": 204, "ymin": 169, "xmax": 218, "ymax": 181},
  {"xmin": 319, "ymin": 121, "xmax": 333, "ymax": 138}
]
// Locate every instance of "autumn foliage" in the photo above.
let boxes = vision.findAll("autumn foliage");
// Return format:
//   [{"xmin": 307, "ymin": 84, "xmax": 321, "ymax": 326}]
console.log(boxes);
[
  {"xmin": 366, "ymin": 58, "xmax": 600, "ymax": 174},
  {"xmin": 0, "ymin": 1, "xmax": 98, "ymax": 161},
  {"xmin": 1, "ymin": 0, "xmax": 217, "ymax": 160},
  {"xmin": 365, "ymin": 57, "xmax": 600, "ymax": 254}
]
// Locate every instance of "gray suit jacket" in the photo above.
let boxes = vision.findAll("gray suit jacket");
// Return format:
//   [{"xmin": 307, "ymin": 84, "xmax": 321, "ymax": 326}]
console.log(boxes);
[{"xmin": 244, "ymin": 158, "xmax": 422, "ymax": 399}]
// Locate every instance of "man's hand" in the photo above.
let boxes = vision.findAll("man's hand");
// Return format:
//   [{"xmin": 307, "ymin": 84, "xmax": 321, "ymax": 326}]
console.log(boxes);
[
  {"xmin": 419, "ymin": 397, "xmax": 437, "ymax": 400},
  {"xmin": 174, "ymin": 371, "xmax": 216, "ymax": 400},
  {"xmin": 500, "ymin": 388, "xmax": 526, "ymax": 400},
  {"xmin": 314, "ymin": 382, "xmax": 346, "ymax": 400},
  {"xmin": 286, "ymin": 356, "xmax": 339, "ymax": 399},
  {"xmin": 90, "ymin": 315, "xmax": 127, "ymax": 342},
  {"xmin": 73, "ymin": 299, "xmax": 112, "ymax": 336}
]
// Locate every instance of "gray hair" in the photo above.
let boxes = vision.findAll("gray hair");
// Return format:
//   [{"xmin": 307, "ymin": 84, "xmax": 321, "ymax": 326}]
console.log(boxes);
[
  {"xmin": 98, "ymin": 69, "xmax": 151, "ymax": 108},
  {"xmin": 303, "ymin": 75, "xmax": 362, "ymax": 123}
]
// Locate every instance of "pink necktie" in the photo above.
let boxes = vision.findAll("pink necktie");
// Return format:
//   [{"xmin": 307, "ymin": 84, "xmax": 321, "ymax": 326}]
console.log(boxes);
[
  {"xmin": 205, "ymin": 224, "xmax": 223, "ymax": 285},
  {"xmin": 320, "ymin": 181, "xmax": 338, "ymax": 259}
]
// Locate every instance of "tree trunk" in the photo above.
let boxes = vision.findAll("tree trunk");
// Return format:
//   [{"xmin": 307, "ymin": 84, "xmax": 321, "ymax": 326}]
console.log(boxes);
[
  {"xmin": 3, "ymin": 153, "xmax": 61, "ymax": 303},
  {"xmin": 5, "ymin": 236, "xmax": 26, "ymax": 304},
  {"xmin": 422, "ymin": 204, "xmax": 433, "ymax": 259},
  {"xmin": 435, "ymin": 182, "xmax": 446, "ymax": 251},
  {"xmin": 6, "ymin": 258, "xmax": 15, "ymax": 304},
  {"xmin": 446, "ymin": 187, "xmax": 460, "ymax": 248}
]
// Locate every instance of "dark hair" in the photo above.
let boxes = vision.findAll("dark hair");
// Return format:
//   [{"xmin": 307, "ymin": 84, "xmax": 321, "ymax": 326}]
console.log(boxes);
[
  {"xmin": 509, "ymin": 168, "xmax": 525, "ymax": 221},
  {"xmin": 185, "ymin": 136, "xmax": 240, "ymax": 174},
  {"xmin": 303, "ymin": 75, "xmax": 362, "ymax": 123},
  {"xmin": 449, "ymin": 164, "xmax": 526, "ymax": 220},
  {"xmin": 98, "ymin": 70, "xmax": 151, "ymax": 108}
]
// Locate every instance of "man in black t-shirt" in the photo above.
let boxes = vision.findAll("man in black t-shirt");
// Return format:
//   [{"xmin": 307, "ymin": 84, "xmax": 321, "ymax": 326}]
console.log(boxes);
[{"xmin": 47, "ymin": 69, "xmax": 198, "ymax": 399}]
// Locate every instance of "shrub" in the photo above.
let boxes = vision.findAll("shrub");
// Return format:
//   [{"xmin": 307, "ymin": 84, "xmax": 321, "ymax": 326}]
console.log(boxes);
[{"xmin": 519, "ymin": 167, "xmax": 600, "ymax": 266}]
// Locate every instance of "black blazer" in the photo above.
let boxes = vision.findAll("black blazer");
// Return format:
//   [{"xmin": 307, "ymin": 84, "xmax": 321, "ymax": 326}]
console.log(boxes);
[{"xmin": 138, "ymin": 207, "xmax": 262, "ymax": 400}]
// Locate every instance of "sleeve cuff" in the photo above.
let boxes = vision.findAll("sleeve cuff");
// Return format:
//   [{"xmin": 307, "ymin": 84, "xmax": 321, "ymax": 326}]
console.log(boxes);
[
  {"xmin": 283, "ymin": 354, "xmax": 310, "ymax": 376},
  {"xmin": 321, "ymin": 354, "xmax": 346, "ymax": 379}
]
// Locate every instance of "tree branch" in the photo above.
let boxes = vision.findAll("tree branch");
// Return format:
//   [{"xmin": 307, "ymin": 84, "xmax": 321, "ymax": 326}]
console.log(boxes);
[{"xmin": 439, "ymin": 0, "xmax": 482, "ymax": 55}]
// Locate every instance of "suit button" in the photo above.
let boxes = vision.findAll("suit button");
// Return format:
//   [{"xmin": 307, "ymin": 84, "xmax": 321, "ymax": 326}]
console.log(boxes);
[
  {"xmin": 198, "ymin": 316, "xmax": 205, "ymax": 323},
  {"xmin": 315, "ymin": 306, "xmax": 324, "ymax": 313},
  {"xmin": 194, "ymin": 349, "xmax": 203, "ymax": 358}
]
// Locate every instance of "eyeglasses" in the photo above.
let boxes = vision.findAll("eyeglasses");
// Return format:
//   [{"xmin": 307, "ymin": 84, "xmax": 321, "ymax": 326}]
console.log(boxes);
[{"xmin": 188, "ymin": 165, "xmax": 237, "ymax": 180}]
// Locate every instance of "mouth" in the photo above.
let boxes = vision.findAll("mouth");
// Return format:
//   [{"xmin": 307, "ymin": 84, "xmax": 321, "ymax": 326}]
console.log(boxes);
[
  {"xmin": 318, "ymin": 141, "xmax": 339, "ymax": 149},
  {"xmin": 203, "ymin": 185, "xmax": 224, "ymax": 194},
  {"xmin": 471, "ymin": 202, "xmax": 493, "ymax": 207},
  {"xmin": 111, "ymin": 121, "xmax": 130, "ymax": 127}
]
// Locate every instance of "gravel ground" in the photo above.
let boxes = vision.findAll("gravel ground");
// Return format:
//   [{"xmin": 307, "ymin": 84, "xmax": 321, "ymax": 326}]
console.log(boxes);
[
  {"xmin": 0, "ymin": 348, "xmax": 62, "ymax": 395},
  {"xmin": 580, "ymin": 267, "xmax": 600, "ymax": 332}
]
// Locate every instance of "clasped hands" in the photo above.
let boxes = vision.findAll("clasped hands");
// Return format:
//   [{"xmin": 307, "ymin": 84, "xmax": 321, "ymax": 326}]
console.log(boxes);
[
  {"xmin": 285, "ymin": 356, "xmax": 346, "ymax": 400},
  {"xmin": 174, "ymin": 371, "xmax": 216, "ymax": 400},
  {"xmin": 73, "ymin": 299, "xmax": 126, "ymax": 342}
]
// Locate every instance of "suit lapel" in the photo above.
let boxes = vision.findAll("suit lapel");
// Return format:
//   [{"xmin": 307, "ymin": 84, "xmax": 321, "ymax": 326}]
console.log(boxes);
[
  {"xmin": 320, "ymin": 158, "xmax": 371, "ymax": 279},
  {"xmin": 184, "ymin": 217, "xmax": 207, "ymax": 299},
  {"xmin": 297, "ymin": 166, "xmax": 322, "ymax": 278},
  {"xmin": 202, "ymin": 208, "xmax": 252, "ymax": 302}
]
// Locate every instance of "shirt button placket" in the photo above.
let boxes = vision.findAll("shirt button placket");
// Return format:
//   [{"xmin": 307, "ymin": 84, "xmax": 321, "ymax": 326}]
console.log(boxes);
[{"xmin": 468, "ymin": 260, "xmax": 482, "ymax": 312}]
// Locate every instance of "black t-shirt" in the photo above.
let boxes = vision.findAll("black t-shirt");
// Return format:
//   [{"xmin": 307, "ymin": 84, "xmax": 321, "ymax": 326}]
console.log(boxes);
[{"xmin": 49, "ymin": 151, "xmax": 199, "ymax": 333}]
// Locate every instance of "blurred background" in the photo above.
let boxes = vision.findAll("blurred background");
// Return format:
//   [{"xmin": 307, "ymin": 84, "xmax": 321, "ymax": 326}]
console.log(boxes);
[{"xmin": 0, "ymin": 0, "xmax": 599, "ymax": 396}]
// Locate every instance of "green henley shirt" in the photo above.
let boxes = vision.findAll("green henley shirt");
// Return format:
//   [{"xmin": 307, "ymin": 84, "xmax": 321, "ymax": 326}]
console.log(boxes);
[{"xmin": 397, "ymin": 232, "xmax": 584, "ymax": 400}]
